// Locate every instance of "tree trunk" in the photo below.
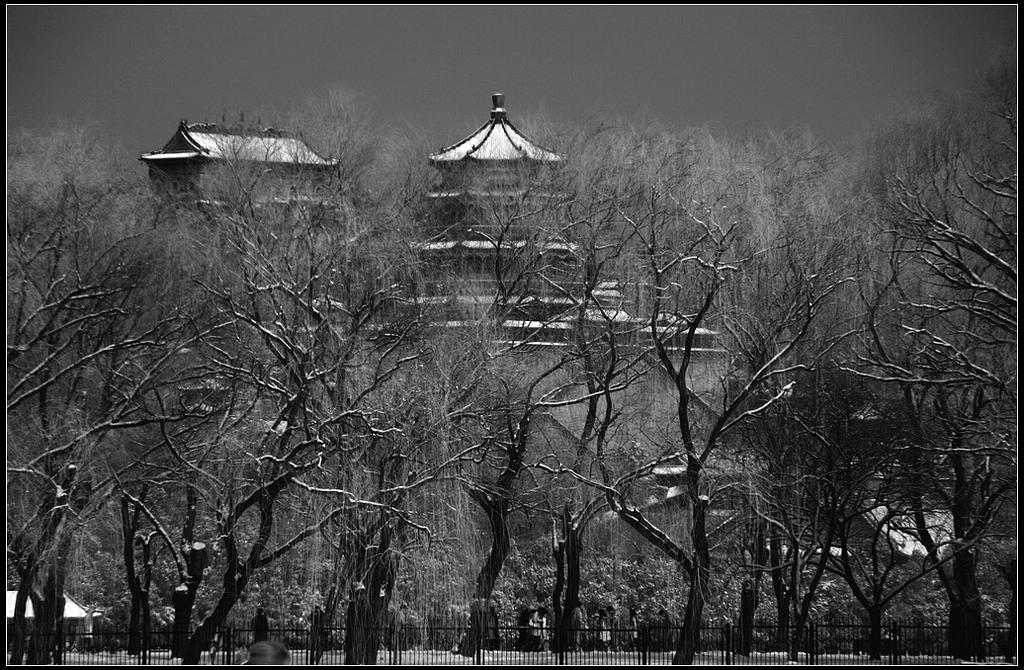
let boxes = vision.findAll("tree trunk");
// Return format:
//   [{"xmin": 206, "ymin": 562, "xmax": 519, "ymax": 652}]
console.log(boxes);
[
  {"xmin": 738, "ymin": 512, "xmax": 766, "ymax": 658},
  {"xmin": 344, "ymin": 524, "xmax": 401, "ymax": 665},
  {"xmin": 120, "ymin": 497, "xmax": 147, "ymax": 656},
  {"xmin": 788, "ymin": 616, "xmax": 806, "ymax": 664},
  {"xmin": 564, "ymin": 531, "xmax": 581, "ymax": 647},
  {"xmin": 674, "ymin": 493, "xmax": 709, "ymax": 665},
  {"xmin": 551, "ymin": 527, "xmax": 565, "ymax": 653},
  {"xmin": 20, "ymin": 467, "xmax": 78, "ymax": 665},
  {"xmin": 343, "ymin": 581, "xmax": 393, "ymax": 664},
  {"xmin": 172, "ymin": 485, "xmax": 207, "ymax": 658},
  {"xmin": 768, "ymin": 536, "xmax": 790, "ymax": 654},
  {"xmin": 1000, "ymin": 559, "xmax": 1016, "ymax": 661},
  {"xmin": 183, "ymin": 480, "xmax": 286, "ymax": 664},
  {"xmin": 311, "ymin": 583, "xmax": 343, "ymax": 665},
  {"xmin": 8, "ymin": 571, "xmax": 33, "ymax": 664},
  {"xmin": 867, "ymin": 606, "xmax": 883, "ymax": 661},
  {"xmin": 182, "ymin": 557, "xmax": 251, "ymax": 665},
  {"xmin": 456, "ymin": 495, "xmax": 511, "ymax": 657},
  {"xmin": 345, "ymin": 589, "xmax": 385, "ymax": 665},
  {"xmin": 551, "ymin": 507, "xmax": 582, "ymax": 655},
  {"xmin": 127, "ymin": 597, "xmax": 143, "ymax": 656},
  {"xmin": 948, "ymin": 592, "xmax": 984, "ymax": 661},
  {"xmin": 27, "ymin": 573, "xmax": 65, "ymax": 666},
  {"xmin": 738, "ymin": 583, "xmax": 757, "ymax": 656},
  {"xmin": 141, "ymin": 587, "xmax": 152, "ymax": 663},
  {"xmin": 946, "ymin": 541, "xmax": 984, "ymax": 660},
  {"xmin": 457, "ymin": 406, "xmax": 531, "ymax": 657},
  {"xmin": 775, "ymin": 600, "xmax": 791, "ymax": 655},
  {"xmin": 171, "ymin": 543, "xmax": 208, "ymax": 658}
]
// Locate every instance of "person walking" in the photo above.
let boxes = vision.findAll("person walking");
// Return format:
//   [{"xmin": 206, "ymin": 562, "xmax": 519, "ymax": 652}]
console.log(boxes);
[
  {"xmin": 516, "ymin": 608, "xmax": 533, "ymax": 652},
  {"xmin": 309, "ymin": 605, "xmax": 326, "ymax": 660},
  {"xmin": 252, "ymin": 607, "xmax": 270, "ymax": 643},
  {"xmin": 656, "ymin": 608, "xmax": 674, "ymax": 652},
  {"xmin": 608, "ymin": 605, "xmax": 623, "ymax": 651},
  {"xmin": 570, "ymin": 604, "xmax": 588, "ymax": 652},
  {"xmin": 627, "ymin": 607, "xmax": 640, "ymax": 651},
  {"xmin": 536, "ymin": 606, "xmax": 550, "ymax": 651},
  {"xmin": 483, "ymin": 602, "xmax": 500, "ymax": 651},
  {"xmin": 526, "ymin": 608, "xmax": 543, "ymax": 652},
  {"xmin": 595, "ymin": 609, "xmax": 611, "ymax": 652}
]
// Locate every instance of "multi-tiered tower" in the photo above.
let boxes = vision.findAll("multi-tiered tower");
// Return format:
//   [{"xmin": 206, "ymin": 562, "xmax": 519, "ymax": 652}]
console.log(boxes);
[{"xmin": 417, "ymin": 93, "xmax": 620, "ymax": 348}]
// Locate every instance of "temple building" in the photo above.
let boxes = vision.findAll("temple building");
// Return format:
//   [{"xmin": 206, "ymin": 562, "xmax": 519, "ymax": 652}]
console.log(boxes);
[
  {"xmin": 136, "ymin": 93, "xmax": 729, "ymax": 572},
  {"xmin": 140, "ymin": 120, "xmax": 337, "ymax": 204},
  {"xmin": 417, "ymin": 93, "xmax": 624, "ymax": 349}
]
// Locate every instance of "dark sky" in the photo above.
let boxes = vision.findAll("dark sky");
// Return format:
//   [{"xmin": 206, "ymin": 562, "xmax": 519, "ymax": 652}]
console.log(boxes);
[{"xmin": 6, "ymin": 6, "xmax": 1016, "ymax": 156}]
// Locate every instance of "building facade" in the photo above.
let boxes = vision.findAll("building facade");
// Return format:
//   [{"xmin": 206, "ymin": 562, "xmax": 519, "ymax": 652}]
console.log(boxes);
[{"xmin": 141, "ymin": 120, "xmax": 337, "ymax": 204}]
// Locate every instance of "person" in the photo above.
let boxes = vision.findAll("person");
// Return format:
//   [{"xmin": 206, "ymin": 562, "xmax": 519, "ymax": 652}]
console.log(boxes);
[
  {"xmin": 309, "ymin": 605, "xmax": 325, "ymax": 660},
  {"xmin": 595, "ymin": 609, "xmax": 611, "ymax": 651},
  {"xmin": 526, "ymin": 608, "xmax": 543, "ymax": 652},
  {"xmin": 252, "ymin": 607, "xmax": 270, "ymax": 643},
  {"xmin": 656, "ymin": 608, "xmax": 674, "ymax": 652},
  {"xmin": 245, "ymin": 640, "xmax": 290, "ymax": 665},
  {"xmin": 516, "ymin": 608, "xmax": 533, "ymax": 652},
  {"xmin": 607, "ymin": 605, "xmax": 622, "ymax": 651},
  {"xmin": 536, "ymin": 606, "xmax": 550, "ymax": 651},
  {"xmin": 485, "ymin": 602, "xmax": 501, "ymax": 651},
  {"xmin": 627, "ymin": 607, "xmax": 640, "ymax": 651},
  {"xmin": 570, "ymin": 604, "xmax": 588, "ymax": 652},
  {"xmin": 395, "ymin": 603, "xmax": 412, "ymax": 651}
]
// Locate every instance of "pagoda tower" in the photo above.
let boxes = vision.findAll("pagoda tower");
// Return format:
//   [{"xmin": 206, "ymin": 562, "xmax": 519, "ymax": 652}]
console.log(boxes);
[{"xmin": 417, "ymin": 93, "xmax": 616, "ymax": 347}]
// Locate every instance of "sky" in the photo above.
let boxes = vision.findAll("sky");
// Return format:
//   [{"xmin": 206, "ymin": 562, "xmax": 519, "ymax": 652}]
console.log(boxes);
[{"xmin": 6, "ymin": 6, "xmax": 1017, "ymax": 157}]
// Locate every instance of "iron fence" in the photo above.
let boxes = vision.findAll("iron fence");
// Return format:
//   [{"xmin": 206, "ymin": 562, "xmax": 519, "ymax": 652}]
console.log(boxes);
[{"xmin": 7, "ymin": 621, "xmax": 1014, "ymax": 665}]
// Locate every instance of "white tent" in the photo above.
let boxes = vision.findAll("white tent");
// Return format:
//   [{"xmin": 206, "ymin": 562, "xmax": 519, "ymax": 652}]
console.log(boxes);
[{"xmin": 6, "ymin": 591, "xmax": 92, "ymax": 620}]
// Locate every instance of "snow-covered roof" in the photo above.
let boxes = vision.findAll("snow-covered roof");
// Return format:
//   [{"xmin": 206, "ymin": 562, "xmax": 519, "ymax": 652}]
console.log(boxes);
[
  {"xmin": 6, "ymin": 591, "xmax": 96, "ymax": 620},
  {"xmin": 429, "ymin": 94, "xmax": 561, "ymax": 163},
  {"xmin": 504, "ymin": 320, "xmax": 574, "ymax": 330},
  {"xmin": 862, "ymin": 505, "xmax": 953, "ymax": 559},
  {"xmin": 415, "ymin": 239, "xmax": 578, "ymax": 253},
  {"xmin": 142, "ymin": 121, "xmax": 337, "ymax": 166}
]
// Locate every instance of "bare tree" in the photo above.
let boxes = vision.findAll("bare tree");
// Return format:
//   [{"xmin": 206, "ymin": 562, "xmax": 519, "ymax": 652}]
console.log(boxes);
[
  {"xmin": 7, "ymin": 128, "xmax": 199, "ymax": 664},
  {"xmin": 566, "ymin": 125, "xmax": 854, "ymax": 664},
  {"xmin": 736, "ymin": 373, "xmax": 842, "ymax": 658},
  {"xmin": 169, "ymin": 161, "xmax": 429, "ymax": 662},
  {"xmin": 855, "ymin": 55, "xmax": 1016, "ymax": 660}
]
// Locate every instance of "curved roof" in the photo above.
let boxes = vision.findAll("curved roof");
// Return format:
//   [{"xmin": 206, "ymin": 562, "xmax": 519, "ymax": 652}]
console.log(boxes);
[
  {"xmin": 429, "ymin": 94, "xmax": 561, "ymax": 164},
  {"xmin": 142, "ymin": 121, "xmax": 337, "ymax": 166}
]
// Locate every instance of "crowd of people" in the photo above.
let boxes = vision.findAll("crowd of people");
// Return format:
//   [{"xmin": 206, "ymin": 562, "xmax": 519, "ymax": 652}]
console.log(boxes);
[
  {"xmin": 234, "ymin": 600, "xmax": 678, "ymax": 662},
  {"xmin": 514, "ymin": 603, "xmax": 676, "ymax": 653}
]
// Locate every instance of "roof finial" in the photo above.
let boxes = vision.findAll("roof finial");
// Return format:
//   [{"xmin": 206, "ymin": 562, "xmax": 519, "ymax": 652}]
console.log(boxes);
[{"xmin": 491, "ymin": 93, "xmax": 506, "ymax": 120}]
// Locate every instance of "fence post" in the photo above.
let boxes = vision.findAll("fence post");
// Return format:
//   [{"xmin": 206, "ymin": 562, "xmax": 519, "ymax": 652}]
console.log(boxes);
[
  {"xmin": 58, "ymin": 628, "xmax": 66, "ymax": 665},
  {"xmin": 890, "ymin": 622, "xmax": 899, "ymax": 665},
  {"xmin": 723, "ymin": 622, "xmax": 732, "ymax": 665},
  {"xmin": 141, "ymin": 625, "xmax": 148, "ymax": 665},
  {"xmin": 640, "ymin": 624, "xmax": 649, "ymax": 665},
  {"xmin": 807, "ymin": 621, "xmax": 816, "ymax": 665},
  {"xmin": 474, "ymin": 620, "xmax": 482, "ymax": 666},
  {"xmin": 978, "ymin": 624, "xmax": 986, "ymax": 663}
]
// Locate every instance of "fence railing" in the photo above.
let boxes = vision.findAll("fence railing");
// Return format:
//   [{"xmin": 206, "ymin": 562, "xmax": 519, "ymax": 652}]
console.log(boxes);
[{"xmin": 7, "ymin": 621, "xmax": 1014, "ymax": 665}]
